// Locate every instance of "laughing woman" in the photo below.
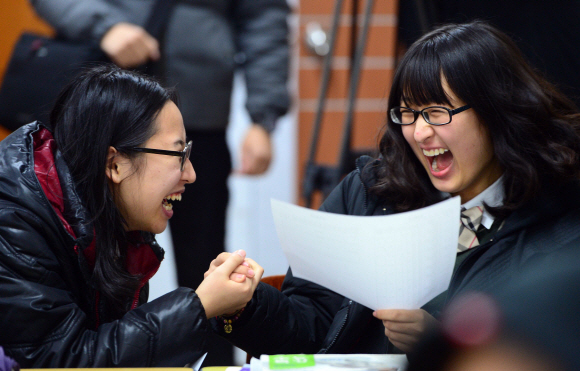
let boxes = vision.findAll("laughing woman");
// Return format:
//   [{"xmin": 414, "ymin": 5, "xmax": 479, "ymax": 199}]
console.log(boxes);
[
  {"xmin": 209, "ymin": 21, "xmax": 580, "ymax": 356},
  {"xmin": 0, "ymin": 65, "xmax": 262, "ymax": 367}
]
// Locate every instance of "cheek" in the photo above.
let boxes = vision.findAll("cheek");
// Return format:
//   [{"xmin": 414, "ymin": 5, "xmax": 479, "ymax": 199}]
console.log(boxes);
[
  {"xmin": 401, "ymin": 126, "xmax": 415, "ymax": 147},
  {"xmin": 401, "ymin": 126, "xmax": 421, "ymax": 159}
]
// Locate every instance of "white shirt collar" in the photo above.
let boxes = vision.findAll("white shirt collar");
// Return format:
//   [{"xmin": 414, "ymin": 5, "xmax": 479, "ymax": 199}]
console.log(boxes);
[{"xmin": 460, "ymin": 176, "xmax": 505, "ymax": 229}]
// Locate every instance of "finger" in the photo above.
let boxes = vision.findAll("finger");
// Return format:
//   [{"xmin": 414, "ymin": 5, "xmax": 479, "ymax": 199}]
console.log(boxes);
[
  {"xmin": 229, "ymin": 272, "xmax": 247, "ymax": 283},
  {"xmin": 127, "ymin": 42, "xmax": 150, "ymax": 66},
  {"xmin": 383, "ymin": 321, "xmax": 423, "ymax": 336},
  {"xmin": 239, "ymin": 151, "xmax": 253, "ymax": 174},
  {"xmin": 384, "ymin": 327, "xmax": 418, "ymax": 346},
  {"xmin": 131, "ymin": 32, "xmax": 159, "ymax": 62},
  {"xmin": 143, "ymin": 34, "xmax": 160, "ymax": 60},
  {"xmin": 244, "ymin": 258, "xmax": 264, "ymax": 280},
  {"xmin": 388, "ymin": 338, "xmax": 415, "ymax": 353},
  {"xmin": 374, "ymin": 309, "xmax": 417, "ymax": 323},
  {"xmin": 232, "ymin": 265, "xmax": 255, "ymax": 278},
  {"xmin": 214, "ymin": 249, "xmax": 246, "ymax": 275},
  {"xmin": 204, "ymin": 253, "xmax": 231, "ymax": 278},
  {"xmin": 114, "ymin": 46, "xmax": 145, "ymax": 68},
  {"xmin": 211, "ymin": 252, "xmax": 232, "ymax": 267}
]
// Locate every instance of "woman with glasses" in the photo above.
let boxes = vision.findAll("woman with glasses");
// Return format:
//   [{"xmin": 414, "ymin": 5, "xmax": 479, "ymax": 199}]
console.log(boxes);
[
  {"xmin": 210, "ymin": 21, "xmax": 580, "ymax": 357},
  {"xmin": 0, "ymin": 64, "xmax": 263, "ymax": 367}
]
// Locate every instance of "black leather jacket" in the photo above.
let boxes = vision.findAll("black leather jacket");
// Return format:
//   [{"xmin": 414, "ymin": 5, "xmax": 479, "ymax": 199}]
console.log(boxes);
[
  {"xmin": 218, "ymin": 156, "xmax": 580, "ymax": 357},
  {"xmin": 0, "ymin": 123, "xmax": 210, "ymax": 367}
]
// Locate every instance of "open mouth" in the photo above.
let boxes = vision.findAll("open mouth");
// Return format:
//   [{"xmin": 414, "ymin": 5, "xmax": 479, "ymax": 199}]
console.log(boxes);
[
  {"xmin": 162, "ymin": 193, "xmax": 182, "ymax": 211},
  {"xmin": 423, "ymin": 148, "xmax": 453, "ymax": 172}
]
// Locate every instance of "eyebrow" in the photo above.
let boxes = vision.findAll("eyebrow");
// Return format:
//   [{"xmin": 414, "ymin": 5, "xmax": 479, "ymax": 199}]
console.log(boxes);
[{"xmin": 173, "ymin": 139, "xmax": 185, "ymax": 148}]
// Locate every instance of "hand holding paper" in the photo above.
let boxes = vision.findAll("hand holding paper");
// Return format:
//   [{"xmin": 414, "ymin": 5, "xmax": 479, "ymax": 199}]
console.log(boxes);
[{"xmin": 373, "ymin": 308, "xmax": 439, "ymax": 352}]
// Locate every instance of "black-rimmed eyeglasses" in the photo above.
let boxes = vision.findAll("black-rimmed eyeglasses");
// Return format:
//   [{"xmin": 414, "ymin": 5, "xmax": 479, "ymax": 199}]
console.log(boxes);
[
  {"xmin": 129, "ymin": 140, "xmax": 192, "ymax": 171},
  {"xmin": 390, "ymin": 104, "xmax": 471, "ymax": 126}
]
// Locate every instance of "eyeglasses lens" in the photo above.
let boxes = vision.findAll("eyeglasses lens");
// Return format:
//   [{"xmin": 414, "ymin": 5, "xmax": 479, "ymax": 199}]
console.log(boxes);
[
  {"xmin": 391, "ymin": 108, "xmax": 412, "ymax": 124},
  {"xmin": 423, "ymin": 107, "xmax": 451, "ymax": 125},
  {"xmin": 181, "ymin": 141, "xmax": 192, "ymax": 171},
  {"xmin": 391, "ymin": 107, "xmax": 452, "ymax": 125}
]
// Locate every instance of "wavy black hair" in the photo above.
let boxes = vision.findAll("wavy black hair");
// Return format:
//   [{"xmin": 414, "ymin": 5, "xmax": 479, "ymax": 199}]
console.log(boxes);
[
  {"xmin": 373, "ymin": 21, "xmax": 580, "ymax": 217},
  {"xmin": 50, "ymin": 64, "xmax": 175, "ymax": 317}
]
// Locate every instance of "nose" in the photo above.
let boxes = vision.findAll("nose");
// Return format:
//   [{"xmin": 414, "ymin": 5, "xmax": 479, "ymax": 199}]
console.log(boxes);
[
  {"xmin": 413, "ymin": 115, "xmax": 434, "ymax": 143},
  {"xmin": 182, "ymin": 158, "xmax": 196, "ymax": 184}
]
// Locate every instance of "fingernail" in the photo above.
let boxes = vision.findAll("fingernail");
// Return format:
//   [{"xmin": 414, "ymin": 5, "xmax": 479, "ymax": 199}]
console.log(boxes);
[
  {"xmin": 247, "ymin": 269, "xmax": 255, "ymax": 277},
  {"xmin": 242, "ymin": 261, "xmax": 250, "ymax": 267},
  {"xmin": 235, "ymin": 250, "xmax": 246, "ymax": 257},
  {"xmin": 236, "ymin": 274, "xmax": 245, "ymax": 280}
]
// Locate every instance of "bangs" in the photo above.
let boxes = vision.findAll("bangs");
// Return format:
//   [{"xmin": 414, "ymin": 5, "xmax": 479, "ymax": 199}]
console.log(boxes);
[{"xmin": 396, "ymin": 46, "xmax": 452, "ymax": 108}]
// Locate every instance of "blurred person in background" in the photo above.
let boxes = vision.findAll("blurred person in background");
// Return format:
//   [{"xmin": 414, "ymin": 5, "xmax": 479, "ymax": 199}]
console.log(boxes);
[
  {"xmin": 407, "ymin": 248, "xmax": 580, "ymax": 371},
  {"xmin": 29, "ymin": 0, "xmax": 290, "ymax": 365}
]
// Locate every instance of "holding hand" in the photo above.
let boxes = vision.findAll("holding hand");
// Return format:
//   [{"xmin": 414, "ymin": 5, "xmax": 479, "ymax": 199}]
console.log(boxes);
[
  {"xmin": 196, "ymin": 250, "xmax": 263, "ymax": 318},
  {"xmin": 373, "ymin": 309, "xmax": 439, "ymax": 353},
  {"xmin": 100, "ymin": 23, "xmax": 160, "ymax": 68}
]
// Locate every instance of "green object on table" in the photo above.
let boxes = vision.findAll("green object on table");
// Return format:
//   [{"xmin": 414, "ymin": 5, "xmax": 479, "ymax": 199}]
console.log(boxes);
[{"xmin": 269, "ymin": 355, "xmax": 315, "ymax": 369}]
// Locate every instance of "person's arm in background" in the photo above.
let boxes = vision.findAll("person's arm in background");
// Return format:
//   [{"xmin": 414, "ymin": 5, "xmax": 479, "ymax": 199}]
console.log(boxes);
[
  {"xmin": 233, "ymin": 0, "xmax": 291, "ymax": 175},
  {"xmin": 29, "ymin": 0, "xmax": 159, "ymax": 68}
]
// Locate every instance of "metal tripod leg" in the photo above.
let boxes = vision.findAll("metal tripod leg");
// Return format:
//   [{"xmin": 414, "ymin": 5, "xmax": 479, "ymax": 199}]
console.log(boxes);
[{"xmin": 302, "ymin": 0, "xmax": 376, "ymax": 207}]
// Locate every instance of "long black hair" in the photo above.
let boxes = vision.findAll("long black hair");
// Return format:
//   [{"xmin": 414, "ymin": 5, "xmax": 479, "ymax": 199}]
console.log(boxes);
[
  {"xmin": 50, "ymin": 64, "xmax": 174, "ymax": 316},
  {"xmin": 373, "ymin": 21, "xmax": 580, "ymax": 217}
]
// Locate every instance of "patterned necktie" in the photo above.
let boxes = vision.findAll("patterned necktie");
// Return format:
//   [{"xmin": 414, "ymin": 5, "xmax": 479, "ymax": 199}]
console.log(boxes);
[{"xmin": 458, "ymin": 206, "xmax": 484, "ymax": 252}]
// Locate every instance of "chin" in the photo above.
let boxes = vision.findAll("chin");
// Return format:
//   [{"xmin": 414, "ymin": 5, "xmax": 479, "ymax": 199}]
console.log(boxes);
[
  {"xmin": 430, "ymin": 177, "xmax": 460, "ymax": 195},
  {"xmin": 147, "ymin": 222, "xmax": 168, "ymax": 235}
]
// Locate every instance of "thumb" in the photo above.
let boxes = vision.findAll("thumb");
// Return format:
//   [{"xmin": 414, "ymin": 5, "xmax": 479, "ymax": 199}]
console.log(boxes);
[
  {"xmin": 215, "ymin": 250, "xmax": 246, "ymax": 276},
  {"xmin": 144, "ymin": 34, "xmax": 160, "ymax": 60}
]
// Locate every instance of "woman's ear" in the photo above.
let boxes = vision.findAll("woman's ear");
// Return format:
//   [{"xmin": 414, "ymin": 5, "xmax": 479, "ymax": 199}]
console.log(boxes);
[{"xmin": 106, "ymin": 146, "xmax": 129, "ymax": 184}]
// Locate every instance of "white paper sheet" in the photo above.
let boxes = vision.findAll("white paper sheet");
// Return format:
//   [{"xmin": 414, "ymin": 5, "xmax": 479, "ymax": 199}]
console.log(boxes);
[{"xmin": 270, "ymin": 197, "xmax": 461, "ymax": 310}]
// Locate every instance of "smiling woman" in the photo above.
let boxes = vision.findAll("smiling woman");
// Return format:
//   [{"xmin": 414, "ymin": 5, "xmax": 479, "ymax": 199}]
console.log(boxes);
[
  {"xmin": 209, "ymin": 21, "xmax": 580, "ymax": 360},
  {"xmin": 0, "ymin": 64, "xmax": 264, "ymax": 367},
  {"xmin": 398, "ymin": 79, "xmax": 502, "ymax": 203},
  {"xmin": 107, "ymin": 100, "xmax": 196, "ymax": 234}
]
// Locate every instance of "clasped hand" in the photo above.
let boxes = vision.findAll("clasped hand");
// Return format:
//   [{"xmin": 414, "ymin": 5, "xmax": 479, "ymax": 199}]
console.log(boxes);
[
  {"xmin": 195, "ymin": 250, "xmax": 263, "ymax": 319},
  {"xmin": 373, "ymin": 309, "xmax": 439, "ymax": 353}
]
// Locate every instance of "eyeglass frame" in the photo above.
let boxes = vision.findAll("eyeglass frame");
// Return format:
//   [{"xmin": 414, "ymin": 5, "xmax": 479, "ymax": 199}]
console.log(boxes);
[
  {"xmin": 129, "ymin": 140, "xmax": 192, "ymax": 171},
  {"xmin": 390, "ymin": 104, "xmax": 472, "ymax": 126}
]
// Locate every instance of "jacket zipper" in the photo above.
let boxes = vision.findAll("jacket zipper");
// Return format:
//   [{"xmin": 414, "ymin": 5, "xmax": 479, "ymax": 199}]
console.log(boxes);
[
  {"xmin": 320, "ymin": 300, "xmax": 352, "ymax": 353},
  {"xmin": 131, "ymin": 264, "xmax": 161, "ymax": 309}
]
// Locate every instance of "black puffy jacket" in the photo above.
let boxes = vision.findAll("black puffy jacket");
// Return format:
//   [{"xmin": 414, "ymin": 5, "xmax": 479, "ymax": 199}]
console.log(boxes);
[
  {"xmin": 0, "ymin": 123, "xmax": 210, "ymax": 367},
  {"xmin": 218, "ymin": 156, "xmax": 580, "ymax": 357}
]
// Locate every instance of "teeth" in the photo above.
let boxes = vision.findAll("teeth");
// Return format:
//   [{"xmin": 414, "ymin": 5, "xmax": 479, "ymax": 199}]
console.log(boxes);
[
  {"xmin": 422, "ymin": 148, "xmax": 448, "ymax": 157},
  {"xmin": 167, "ymin": 194, "xmax": 182, "ymax": 201},
  {"xmin": 163, "ymin": 203, "xmax": 173, "ymax": 211},
  {"xmin": 432, "ymin": 156, "xmax": 439, "ymax": 172}
]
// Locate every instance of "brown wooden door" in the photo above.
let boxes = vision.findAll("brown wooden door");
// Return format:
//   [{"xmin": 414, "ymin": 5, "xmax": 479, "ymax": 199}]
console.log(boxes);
[{"xmin": 297, "ymin": 0, "xmax": 398, "ymax": 207}]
